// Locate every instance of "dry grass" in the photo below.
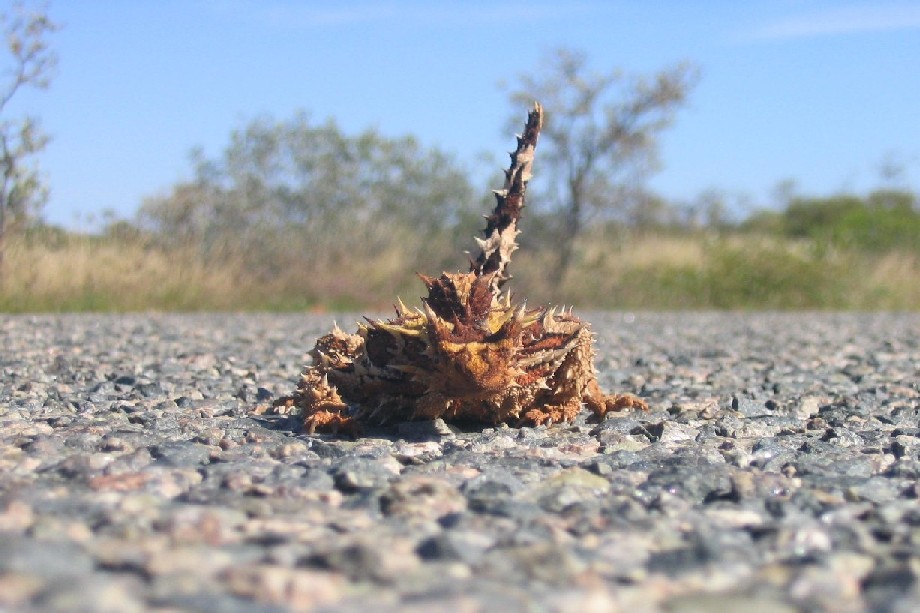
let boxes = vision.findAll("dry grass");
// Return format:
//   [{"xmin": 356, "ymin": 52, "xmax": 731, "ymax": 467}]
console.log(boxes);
[
  {"xmin": 0, "ymin": 235, "xmax": 252, "ymax": 311},
  {"xmin": 1, "ymin": 231, "xmax": 918, "ymax": 312},
  {"xmin": 861, "ymin": 250, "xmax": 920, "ymax": 309}
]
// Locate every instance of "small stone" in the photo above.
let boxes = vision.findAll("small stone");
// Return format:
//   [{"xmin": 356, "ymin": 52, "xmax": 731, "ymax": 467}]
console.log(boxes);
[
  {"xmin": 796, "ymin": 396, "xmax": 824, "ymax": 419},
  {"xmin": 331, "ymin": 456, "xmax": 400, "ymax": 492},
  {"xmin": 676, "ymin": 398, "xmax": 721, "ymax": 419},
  {"xmin": 0, "ymin": 572, "xmax": 44, "ymax": 607},
  {"xmin": 480, "ymin": 542, "xmax": 587, "ymax": 584},
  {"xmin": 144, "ymin": 545, "xmax": 235, "ymax": 577},
  {"xmin": 0, "ymin": 499, "xmax": 34, "ymax": 532},
  {"xmin": 37, "ymin": 574, "xmax": 147, "ymax": 613},
  {"xmin": 416, "ymin": 530, "xmax": 495, "ymax": 564},
  {"xmin": 0, "ymin": 536, "xmax": 95, "ymax": 578},
  {"xmin": 703, "ymin": 507, "xmax": 765, "ymax": 528},
  {"xmin": 380, "ymin": 476, "xmax": 466, "ymax": 520},
  {"xmin": 658, "ymin": 422, "xmax": 697, "ymax": 443},
  {"xmin": 221, "ymin": 564, "xmax": 344, "ymax": 610},
  {"xmin": 732, "ymin": 396, "xmax": 774, "ymax": 417},
  {"xmin": 151, "ymin": 441, "xmax": 215, "ymax": 467},
  {"xmin": 665, "ymin": 593, "xmax": 796, "ymax": 613},
  {"xmin": 164, "ymin": 505, "xmax": 248, "ymax": 546},
  {"xmin": 310, "ymin": 539, "xmax": 420, "ymax": 582},
  {"xmin": 528, "ymin": 467, "xmax": 610, "ymax": 512}
]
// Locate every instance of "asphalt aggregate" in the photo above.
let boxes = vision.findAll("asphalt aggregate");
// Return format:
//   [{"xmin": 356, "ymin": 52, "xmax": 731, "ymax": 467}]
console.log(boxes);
[{"xmin": 1, "ymin": 312, "xmax": 918, "ymax": 612}]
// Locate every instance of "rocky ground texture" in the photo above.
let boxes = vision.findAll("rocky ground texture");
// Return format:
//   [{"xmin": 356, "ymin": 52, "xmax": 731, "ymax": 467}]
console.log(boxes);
[{"xmin": 1, "ymin": 312, "xmax": 918, "ymax": 612}]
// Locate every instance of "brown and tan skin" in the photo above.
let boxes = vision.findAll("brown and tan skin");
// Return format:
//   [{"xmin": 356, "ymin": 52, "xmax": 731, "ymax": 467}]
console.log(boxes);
[{"xmin": 273, "ymin": 103, "xmax": 647, "ymax": 434}]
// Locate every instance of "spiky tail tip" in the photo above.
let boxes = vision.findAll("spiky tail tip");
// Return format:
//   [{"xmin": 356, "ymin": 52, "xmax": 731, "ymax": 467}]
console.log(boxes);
[{"xmin": 471, "ymin": 102, "xmax": 543, "ymax": 295}]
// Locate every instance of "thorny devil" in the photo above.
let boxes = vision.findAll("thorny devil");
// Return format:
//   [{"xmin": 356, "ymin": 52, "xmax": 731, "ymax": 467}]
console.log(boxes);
[{"xmin": 272, "ymin": 103, "xmax": 648, "ymax": 434}]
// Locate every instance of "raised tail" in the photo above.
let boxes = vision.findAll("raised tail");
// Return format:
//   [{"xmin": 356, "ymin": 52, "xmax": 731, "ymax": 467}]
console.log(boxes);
[{"xmin": 470, "ymin": 102, "xmax": 543, "ymax": 295}]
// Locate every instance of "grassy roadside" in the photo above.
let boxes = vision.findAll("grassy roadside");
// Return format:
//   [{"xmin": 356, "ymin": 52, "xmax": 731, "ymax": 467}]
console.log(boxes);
[{"xmin": 2, "ymin": 231, "xmax": 918, "ymax": 312}]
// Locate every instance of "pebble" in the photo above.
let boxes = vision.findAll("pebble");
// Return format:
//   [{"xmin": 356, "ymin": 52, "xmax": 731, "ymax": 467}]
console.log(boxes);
[{"xmin": 1, "ymin": 312, "xmax": 919, "ymax": 611}]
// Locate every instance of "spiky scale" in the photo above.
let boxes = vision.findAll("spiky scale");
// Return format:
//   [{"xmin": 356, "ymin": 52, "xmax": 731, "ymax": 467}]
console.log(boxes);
[{"xmin": 271, "ymin": 102, "xmax": 647, "ymax": 433}]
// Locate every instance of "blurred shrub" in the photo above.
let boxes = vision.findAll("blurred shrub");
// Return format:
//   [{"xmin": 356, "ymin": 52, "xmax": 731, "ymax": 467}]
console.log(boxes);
[
  {"xmin": 778, "ymin": 189, "xmax": 920, "ymax": 252},
  {"xmin": 701, "ymin": 240, "xmax": 849, "ymax": 308},
  {"xmin": 137, "ymin": 112, "xmax": 479, "ymax": 306}
]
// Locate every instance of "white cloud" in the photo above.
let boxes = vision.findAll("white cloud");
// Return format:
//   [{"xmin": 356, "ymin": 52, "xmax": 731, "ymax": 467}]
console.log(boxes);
[{"xmin": 749, "ymin": 3, "xmax": 920, "ymax": 41}]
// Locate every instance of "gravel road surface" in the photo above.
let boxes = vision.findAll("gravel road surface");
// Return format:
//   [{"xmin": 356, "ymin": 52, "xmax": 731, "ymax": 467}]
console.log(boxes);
[{"xmin": 1, "ymin": 312, "xmax": 918, "ymax": 612}]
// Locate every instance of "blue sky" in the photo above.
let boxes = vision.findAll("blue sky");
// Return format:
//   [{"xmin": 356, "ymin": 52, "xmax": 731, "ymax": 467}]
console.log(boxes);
[{"xmin": 10, "ymin": 0, "xmax": 920, "ymax": 228}]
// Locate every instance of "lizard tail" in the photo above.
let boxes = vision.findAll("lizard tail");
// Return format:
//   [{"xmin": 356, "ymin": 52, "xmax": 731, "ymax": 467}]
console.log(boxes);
[{"xmin": 471, "ymin": 102, "xmax": 543, "ymax": 296}]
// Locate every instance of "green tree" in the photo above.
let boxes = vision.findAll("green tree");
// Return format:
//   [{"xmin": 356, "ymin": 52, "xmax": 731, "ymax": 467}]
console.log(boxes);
[
  {"xmin": 140, "ymin": 112, "xmax": 478, "ymax": 281},
  {"xmin": 504, "ymin": 48, "xmax": 698, "ymax": 279},
  {"xmin": 0, "ymin": 1, "xmax": 57, "ymax": 282},
  {"xmin": 782, "ymin": 194, "xmax": 864, "ymax": 239},
  {"xmin": 776, "ymin": 189, "xmax": 920, "ymax": 252}
]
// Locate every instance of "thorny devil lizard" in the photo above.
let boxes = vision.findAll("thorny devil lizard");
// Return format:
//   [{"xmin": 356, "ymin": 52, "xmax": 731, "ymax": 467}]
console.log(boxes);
[{"xmin": 271, "ymin": 102, "xmax": 648, "ymax": 434}]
